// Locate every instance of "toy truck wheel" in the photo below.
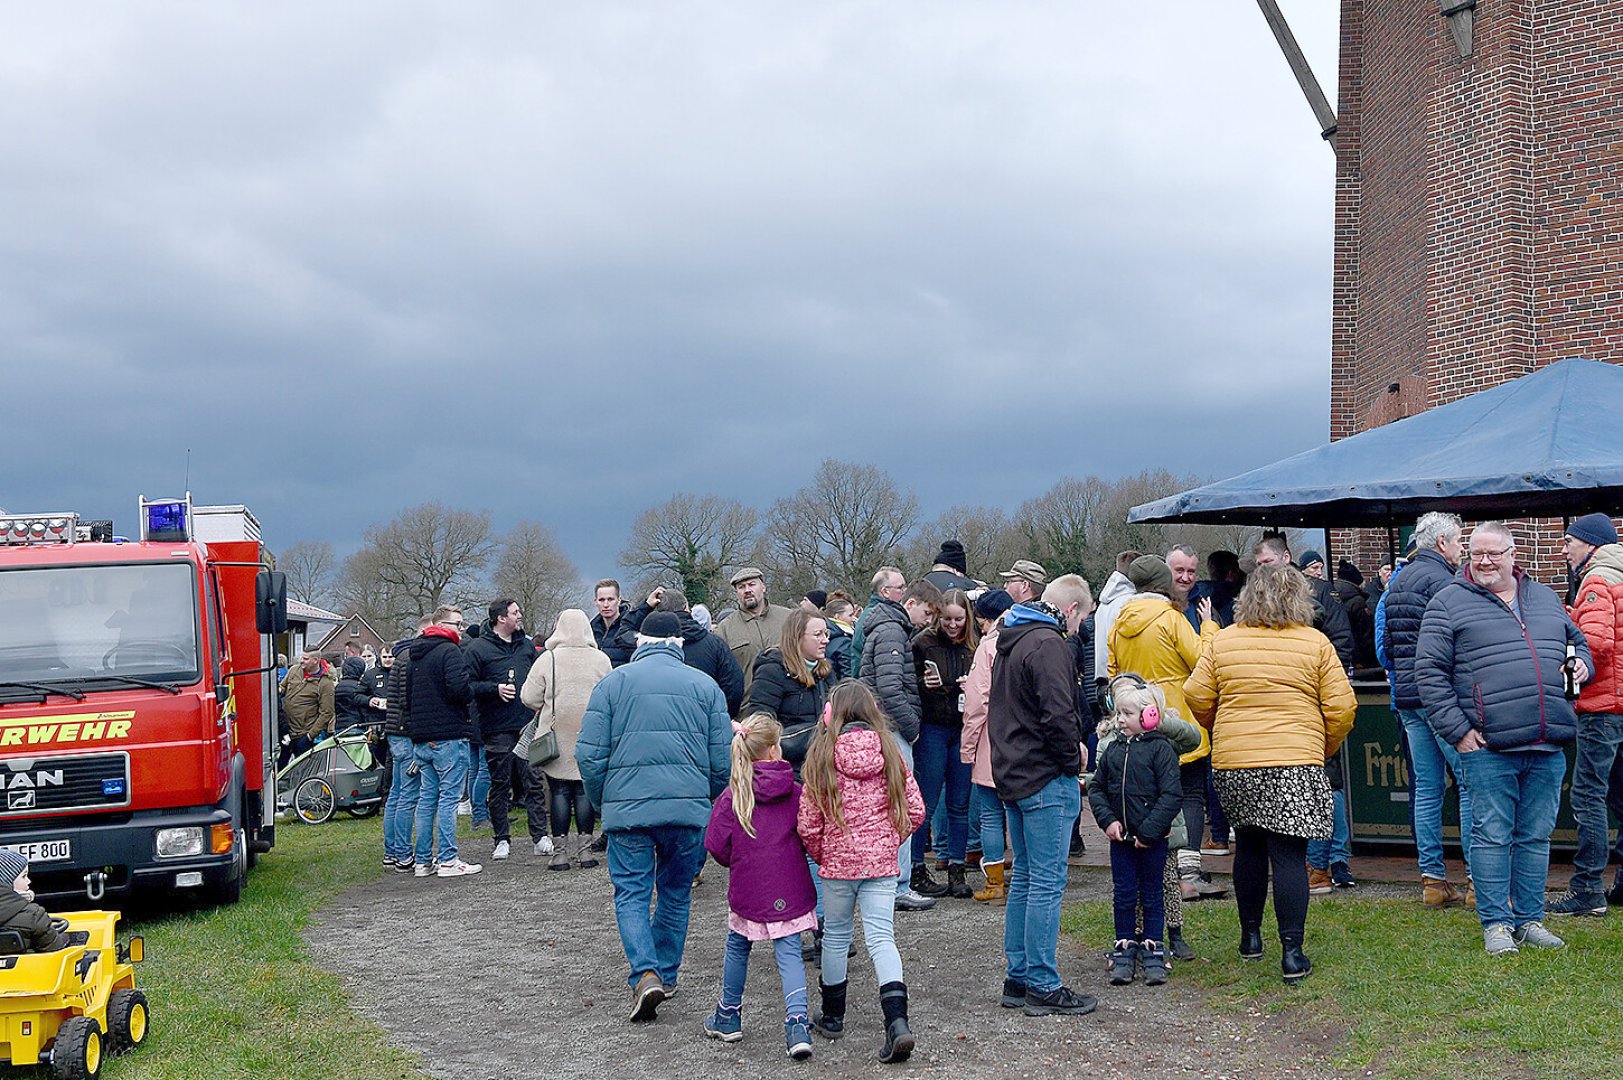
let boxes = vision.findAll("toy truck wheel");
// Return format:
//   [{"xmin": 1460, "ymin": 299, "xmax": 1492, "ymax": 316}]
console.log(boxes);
[
  {"xmin": 294, "ymin": 777, "xmax": 335, "ymax": 824},
  {"xmin": 108, "ymin": 989, "xmax": 149, "ymax": 1053},
  {"xmin": 50, "ymin": 1016, "xmax": 102, "ymax": 1080}
]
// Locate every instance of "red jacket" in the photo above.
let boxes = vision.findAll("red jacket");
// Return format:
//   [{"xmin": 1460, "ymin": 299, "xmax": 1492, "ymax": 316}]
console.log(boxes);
[
  {"xmin": 796, "ymin": 727, "xmax": 925, "ymax": 880},
  {"xmin": 1573, "ymin": 544, "xmax": 1623, "ymax": 714}
]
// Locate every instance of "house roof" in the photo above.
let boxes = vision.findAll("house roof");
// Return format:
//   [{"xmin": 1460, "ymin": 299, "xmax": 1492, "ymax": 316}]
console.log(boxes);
[{"xmin": 288, "ymin": 599, "xmax": 344, "ymax": 623}]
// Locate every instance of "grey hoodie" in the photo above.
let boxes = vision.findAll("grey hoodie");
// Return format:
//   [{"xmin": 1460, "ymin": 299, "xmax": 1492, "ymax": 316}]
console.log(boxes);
[{"xmin": 1093, "ymin": 571, "xmax": 1138, "ymax": 682}]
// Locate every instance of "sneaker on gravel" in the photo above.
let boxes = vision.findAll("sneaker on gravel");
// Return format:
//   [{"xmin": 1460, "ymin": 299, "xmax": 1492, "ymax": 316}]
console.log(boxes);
[
  {"xmin": 1330, "ymin": 861, "xmax": 1357, "ymax": 888},
  {"xmin": 1512, "ymin": 921, "xmax": 1565, "ymax": 949},
  {"xmin": 630, "ymin": 971, "xmax": 665, "ymax": 1022},
  {"xmin": 894, "ymin": 889, "xmax": 937, "ymax": 911},
  {"xmin": 1484, "ymin": 923, "xmax": 1519, "ymax": 955},
  {"xmin": 784, "ymin": 1015, "xmax": 813, "ymax": 1060},
  {"xmin": 456, "ymin": 800, "xmax": 473, "ymax": 816},
  {"xmin": 1546, "ymin": 890, "xmax": 1607, "ymax": 917},
  {"xmin": 1000, "ymin": 979, "xmax": 1027, "ymax": 1008},
  {"xmin": 703, "ymin": 1005, "xmax": 742, "ymax": 1043},
  {"xmin": 1022, "ymin": 985, "xmax": 1098, "ymax": 1017},
  {"xmin": 436, "ymin": 859, "xmax": 483, "ymax": 878},
  {"xmin": 589, "ymin": 832, "xmax": 609, "ymax": 854},
  {"xmin": 1107, "ymin": 940, "xmax": 1137, "ymax": 985},
  {"xmin": 533, "ymin": 835, "xmax": 555, "ymax": 856},
  {"xmin": 492, "ymin": 840, "xmax": 510, "ymax": 860},
  {"xmin": 392, "ymin": 858, "xmax": 414, "ymax": 874},
  {"xmin": 414, "ymin": 863, "xmax": 432, "ymax": 878}
]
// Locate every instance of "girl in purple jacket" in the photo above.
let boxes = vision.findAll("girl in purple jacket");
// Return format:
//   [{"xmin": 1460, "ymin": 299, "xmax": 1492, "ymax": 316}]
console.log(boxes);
[{"xmin": 703, "ymin": 714, "xmax": 819, "ymax": 1060}]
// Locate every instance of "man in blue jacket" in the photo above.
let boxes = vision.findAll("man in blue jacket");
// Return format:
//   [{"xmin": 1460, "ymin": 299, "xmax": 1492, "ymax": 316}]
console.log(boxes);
[
  {"xmin": 1415, "ymin": 522, "xmax": 1591, "ymax": 955},
  {"xmin": 577, "ymin": 610, "xmax": 732, "ymax": 1022}
]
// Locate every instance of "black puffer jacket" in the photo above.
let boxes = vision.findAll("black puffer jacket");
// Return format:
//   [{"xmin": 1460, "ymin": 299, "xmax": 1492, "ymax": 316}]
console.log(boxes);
[
  {"xmin": 384, "ymin": 637, "xmax": 415, "ymax": 738},
  {"xmin": 0, "ymin": 891, "xmax": 64, "ymax": 953},
  {"xmin": 1088, "ymin": 730, "xmax": 1182, "ymax": 843},
  {"xmin": 1308, "ymin": 576, "xmax": 1357, "ymax": 669},
  {"xmin": 362, "ymin": 663, "xmax": 389, "ymax": 728},
  {"xmin": 912, "ymin": 626, "xmax": 973, "ymax": 729},
  {"xmin": 609, "ymin": 604, "xmax": 745, "ymax": 716},
  {"xmin": 858, "ymin": 598, "xmax": 922, "ymax": 742},
  {"xmin": 406, "ymin": 629, "xmax": 473, "ymax": 743},
  {"xmin": 591, "ymin": 602, "xmax": 635, "ymax": 667},
  {"xmin": 1380, "ymin": 549, "xmax": 1458, "ymax": 709},
  {"xmin": 463, "ymin": 626, "xmax": 538, "ymax": 736},
  {"xmin": 744, "ymin": 648, "xmax": 832, "ymax": 771},
  {"xmin": 334, "ymin": 657, "xmax": 369, "ymax": 729}
]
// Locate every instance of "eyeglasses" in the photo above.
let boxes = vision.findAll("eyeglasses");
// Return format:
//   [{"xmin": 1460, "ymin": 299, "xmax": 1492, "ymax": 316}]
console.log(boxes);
[{"xmin": 1470, "ymin": 547, "xmax": 1512, "ymax": 561}]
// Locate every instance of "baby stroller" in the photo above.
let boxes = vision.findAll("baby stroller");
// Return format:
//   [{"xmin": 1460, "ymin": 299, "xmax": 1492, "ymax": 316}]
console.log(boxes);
[{"xmin": 276, "ymin": 723, "xmax": 386, "ymax": 825}]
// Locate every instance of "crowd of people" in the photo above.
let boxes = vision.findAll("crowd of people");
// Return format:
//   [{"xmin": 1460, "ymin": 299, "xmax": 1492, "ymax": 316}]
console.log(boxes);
[{"xmin": 247, "ymin": 514, "xmax": 1623, "ymax": 1064}]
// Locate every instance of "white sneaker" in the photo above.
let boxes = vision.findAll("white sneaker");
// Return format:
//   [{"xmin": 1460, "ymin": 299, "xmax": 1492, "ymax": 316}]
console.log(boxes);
[
  {"xmin": 414, "ymin": 863, "xmax": 432, "ymax": 878},
  {"xmin": 493, "ymin": 840, "xmax": 510, "ymax": 860},
  {"xmin": 456, "ymin": 800, "xmax": 473, "ymax": 816},
  {"xmin": 437, "ymin": 859, "xmax": 483, "ymax": 877},
  {"xmin": 534, "ymin": 836, "xmax": 555, "ymax": 856}
]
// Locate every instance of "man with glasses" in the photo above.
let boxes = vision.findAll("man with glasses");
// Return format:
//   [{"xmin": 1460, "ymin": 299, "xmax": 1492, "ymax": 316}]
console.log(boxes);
[
  {"xmin": 1380, "ymin": 512, "xmax": 1475, "ymax": 907},
  {"xmin": 1416, "ymin": 523, "xmax": 1590, "ymax": 954}
]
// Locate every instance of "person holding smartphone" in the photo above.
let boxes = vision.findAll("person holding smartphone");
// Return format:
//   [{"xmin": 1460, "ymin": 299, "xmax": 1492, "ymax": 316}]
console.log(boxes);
[{"xmin": 909, "ymin": 588, "xmax": 980, "ymax": 898}]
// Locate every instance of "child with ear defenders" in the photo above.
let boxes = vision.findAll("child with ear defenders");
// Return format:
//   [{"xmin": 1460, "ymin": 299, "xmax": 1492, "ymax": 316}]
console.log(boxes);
[{"xmin": 1089, "ymin": 677, "xmax": 1184, "ymax": 986}]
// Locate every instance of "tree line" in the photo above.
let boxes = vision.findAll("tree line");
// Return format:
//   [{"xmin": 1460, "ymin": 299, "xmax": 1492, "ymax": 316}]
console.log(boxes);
[{"xmin": 282, "ymin": 461, "xmax": 1277, "ymax": 637}]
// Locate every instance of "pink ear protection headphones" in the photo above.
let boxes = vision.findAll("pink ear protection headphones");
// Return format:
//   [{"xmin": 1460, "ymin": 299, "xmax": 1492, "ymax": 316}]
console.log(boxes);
[
  {"xmin": 1106, "ymin": 673, "xmax": 1159, "ymax": 730},
  {"xmin": 1140, "ymin": 703, "xmax": 1160, "ymax": 730}
]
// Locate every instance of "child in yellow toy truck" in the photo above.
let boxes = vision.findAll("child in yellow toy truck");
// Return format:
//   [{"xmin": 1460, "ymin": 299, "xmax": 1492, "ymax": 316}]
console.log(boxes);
[{"xmin": 0, "ymin": 849, "xmax": 66, "ymax": 953}]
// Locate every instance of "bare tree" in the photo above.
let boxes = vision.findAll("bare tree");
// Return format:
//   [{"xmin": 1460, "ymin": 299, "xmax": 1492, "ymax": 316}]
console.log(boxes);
[
  {"xmin": 357, "ymin": 502, "xmax": 496, "ymax": 618},
  {"xmin": 760, "ymin": 460, "xmax": 918, "ymax": 596},
  {"xmin": 279, "ymin": 540, "xmax": 336, "ymax": 608},
  {"xmin": 493, "ymin": 521, "xmax": 583, "ymax": 638},
  {"xmin": 619, "ymin": 495, "xmax": 759, "ymax": 611},
  {"xmin": 333, "ymin": 546, "xmax": 419, "ymax": 637},
  {"xmin": 1014, "ymin": 476, "xmax": 1113, "ymax": 584}
]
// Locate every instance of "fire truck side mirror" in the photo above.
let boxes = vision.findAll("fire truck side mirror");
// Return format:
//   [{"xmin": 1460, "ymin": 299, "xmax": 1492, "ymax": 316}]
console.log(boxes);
[{"xmin": 256, "ymin": 571, "xmax": 289, "ymax": 635}]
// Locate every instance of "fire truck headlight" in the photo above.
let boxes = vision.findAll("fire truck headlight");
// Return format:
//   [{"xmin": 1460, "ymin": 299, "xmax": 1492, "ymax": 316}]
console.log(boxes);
[{"xmin": 155, "ymin": 827, "xmax": 205, "ymax": 858}]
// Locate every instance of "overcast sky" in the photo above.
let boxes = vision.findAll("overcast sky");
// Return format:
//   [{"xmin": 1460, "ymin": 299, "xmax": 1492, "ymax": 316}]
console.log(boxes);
[{"xmin": 1, "ymin": 2, "xmax": 1340, "ymax": 578}]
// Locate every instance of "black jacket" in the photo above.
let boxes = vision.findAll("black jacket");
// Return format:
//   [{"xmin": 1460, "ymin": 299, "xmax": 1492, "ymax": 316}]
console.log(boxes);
[
  {"xmin": 826, "ymin": 621, "xmax": 855, "ymax": 682},
  {"xmin": 988, "ymin": 610, "xmax": 1083, "ymax": 802},
  {"xmin": 406, "ymin": 630, "xmax": 473, "ymax": 743},
  {"xmin": 0, "ymin": 890, "xmax": 65, "ymax": 953},
  {"xmin": 383, "ymin": 637, "xmax": 415, "ymax": 738},
  {"xmin": 744, "ymin": 648, "xmax": 832, "ymax": 771},
  {"xmin": 912, "ymin": 626, "xmax": 973, "ymax": 729},
  {"xmin": 1332, "ymin": 577, "xmax": 1377, "ymax": 669},
  {"xmin": 462, "ymin": 626, "xmax": 538, "ymax": 736},
  {"xmin": 1380, "ymin": 549, "xmax": 1458, "ymax": 709},
  {"xmin": 858, "ymin": 598, "xmax": 922, "ymax": 742},
  {"xmin": 1068, "ymin": 622, "xmax": 1101, "ymax": 740},
  {"xmin": 591, "ymin": 602, "xmax": 635, "ymax": 667},
  {"xmin": 610, "ymin": 604, "xmax": 745, "ymax": 715},
  {"xmin": 1088, "ymin": 730, "xmax": 1182, "ymax": 843},
  {"xmin": 362, "ymin": 664, "xmax": 390, "ymax": 727},
  {"xmin": 334, "ymin": 657, "xmax": 369, "ymax": 729},
  {"xmin": 1308, "ymin": 576, "xmax": 1357, "ymax": 669}
]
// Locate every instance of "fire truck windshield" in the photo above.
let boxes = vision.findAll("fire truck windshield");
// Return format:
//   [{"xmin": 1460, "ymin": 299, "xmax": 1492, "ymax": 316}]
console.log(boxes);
[{"xmin": 0, "ymin": 562, "xmax": 201, "ymax": 687}]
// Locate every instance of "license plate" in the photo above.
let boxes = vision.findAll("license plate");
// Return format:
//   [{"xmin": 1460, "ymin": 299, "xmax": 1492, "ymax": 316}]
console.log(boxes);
[{"xmin": 0, "ymin": 839, "xmax": 71, "ymax": 863}]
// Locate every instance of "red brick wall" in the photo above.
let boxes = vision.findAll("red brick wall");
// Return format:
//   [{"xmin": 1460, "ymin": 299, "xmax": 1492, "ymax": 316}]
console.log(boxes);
[{"xmin": 1331, "ymin": 0, "xmax": 1623, "ymax": 587}]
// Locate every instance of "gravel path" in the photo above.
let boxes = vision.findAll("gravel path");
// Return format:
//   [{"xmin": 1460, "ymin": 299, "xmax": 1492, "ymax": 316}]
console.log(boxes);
[{"xmin": 306, "ymin": 835, "xmax": 1361, "ymax": 1079}]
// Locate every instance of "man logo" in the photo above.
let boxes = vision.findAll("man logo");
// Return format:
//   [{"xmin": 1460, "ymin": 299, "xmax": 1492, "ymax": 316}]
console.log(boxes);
[{"xmin": 7, "ymin": 790, "xmax": 35, "ymax": 810}]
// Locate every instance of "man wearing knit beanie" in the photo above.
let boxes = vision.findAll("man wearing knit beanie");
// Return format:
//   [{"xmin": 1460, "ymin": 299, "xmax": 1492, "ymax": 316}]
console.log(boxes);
[
  {"xmin": 924, "ymin": 539, "xmax": 977, "ymax": 594},
  {"xmin": 0, "ymin": 848, "xmax": 66, "ymax": 953},
  {"xmin": 1552, "ymin": 512, "xmax": 1623, "ymax": 915}
]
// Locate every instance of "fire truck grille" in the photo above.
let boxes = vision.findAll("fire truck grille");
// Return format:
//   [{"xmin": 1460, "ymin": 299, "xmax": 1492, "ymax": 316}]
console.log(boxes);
[{"xmin": 0, "ymin": 753, "xmax": 131, "ymax": 816}]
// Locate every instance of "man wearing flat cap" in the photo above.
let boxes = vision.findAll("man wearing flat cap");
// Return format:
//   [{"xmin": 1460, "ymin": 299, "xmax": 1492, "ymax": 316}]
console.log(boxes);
[
  {"xmin": 716, "ymin": 567, "xmax": 793, "ymax": 695},
  {"xmin": 1551, "ymin": 513, "xmax": 1623, "ymax": 916}
]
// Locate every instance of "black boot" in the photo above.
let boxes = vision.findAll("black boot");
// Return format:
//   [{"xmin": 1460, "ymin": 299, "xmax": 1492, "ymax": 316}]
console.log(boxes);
[
  {"xmin": 813, "ymin": 980, "xmax": 847, "ymax": 1040},
  {"xmin": 1167, "ymin": 925, "xmax": 1196, "ymax": 962},
  {"xmin": 1239, "ymin": 925, "xmax": 1264, "ymax": 961},
  {"xmin": 946, "ymin": 863, "xmax": 974, "ymax": 899},
  {"xmin": 877, "ymin": 981, "xmax": 914, "ymax": 1064},
  {"xmin": 911, "ymin": 864, "xmax": 949, "ymax": 898},
  {"xmin": 1280, "ymin": 932, "xmax": 1312, "ymax": 983}
]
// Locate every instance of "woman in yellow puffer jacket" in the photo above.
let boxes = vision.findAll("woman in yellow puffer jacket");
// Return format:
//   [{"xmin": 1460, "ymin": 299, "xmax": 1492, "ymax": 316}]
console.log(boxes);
[{"xmin": 1182, "ymin": 564, "xmax": 1356, "ymax": 985}]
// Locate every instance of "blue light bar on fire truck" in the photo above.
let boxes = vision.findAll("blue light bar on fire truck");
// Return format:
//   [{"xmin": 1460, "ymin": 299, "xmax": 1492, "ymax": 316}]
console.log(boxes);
[
  {"xmin": 0, "ymin": 512, "xmax": 79, "ymax": 545},
  {"xmin": 138, "ymin": 493, "xmax": 193, "ymax": 543}
]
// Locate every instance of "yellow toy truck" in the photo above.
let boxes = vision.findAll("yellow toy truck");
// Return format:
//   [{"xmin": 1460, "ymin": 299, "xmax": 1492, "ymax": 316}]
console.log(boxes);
[{"xmin": 0, "ymin": 910, "xmax": 147, "ymax": 1079}]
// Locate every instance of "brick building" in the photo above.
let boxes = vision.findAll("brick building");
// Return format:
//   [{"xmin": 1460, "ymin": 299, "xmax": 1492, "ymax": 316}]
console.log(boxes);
[{"xmin": 1329, "ymin": 0, "xmax": 1623, "ymax": 579}]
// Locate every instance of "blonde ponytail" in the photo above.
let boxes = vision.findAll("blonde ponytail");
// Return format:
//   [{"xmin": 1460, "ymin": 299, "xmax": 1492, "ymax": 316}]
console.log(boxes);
[{"xmin": 730, "ymin": 713, "xmax": 783, "ymax": 839}]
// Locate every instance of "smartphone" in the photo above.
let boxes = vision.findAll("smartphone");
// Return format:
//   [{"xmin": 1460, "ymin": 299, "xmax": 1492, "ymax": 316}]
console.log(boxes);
[{"xmin": 923, "ymin": 659, "xmax": 941, "ymax": 681}]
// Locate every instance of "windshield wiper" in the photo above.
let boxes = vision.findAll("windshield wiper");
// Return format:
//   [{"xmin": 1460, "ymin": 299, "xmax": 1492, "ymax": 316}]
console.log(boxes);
[
  {"xmin": 0, "ymin": 680, "xmax": 87, "ymax": 702},
  {"xmin": 84, "ymin": 675, "xmax": 183, "ymax": 695}
]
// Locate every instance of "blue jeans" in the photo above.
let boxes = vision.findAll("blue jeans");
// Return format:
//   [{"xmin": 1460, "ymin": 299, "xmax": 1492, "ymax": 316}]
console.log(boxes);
[
  {"xmin": 1570, "ymin": 712, "xmax": 1623, "ymax": 895},
  {"xmin": 819, "ymin": 876, "xmax": 903, "ymax": 987},
  {"xmin": 1003, "ymin": 774, "xmax": 1081, "ymax": 993},
  {"xmin": 464, "ymin": 742, "xmax": 490, "ymax": 824},
  {"xmin": 894, "ymin": 738, "xmax": 914, "ymax": 895},
  {"xmin": 1307, "ymin": 787, "xmax": 1351, "ymax": 870},
  {"xmin": 412, "ymin": 738, "xmax": 469, "ymax": 866},
  {"xmin": 383, "ymin": 734, "xmax": 420, "ymax": 862},
  {"xmin": 1398, "ymin": 708, "xmax": 1474, "ymax": 880},
  {"xmin": 973, "ymin": 784, "xmax": 1006, "ymax": 864},
  {"xmin": 1111, "ymin": 839, "xmax": 1168, "ymax": 942},
  {"xmin": 605, "ymin": 826, "xmax": 708, "ymax": 988},
  {"xmin": 1458, "ymin": 748, "xmax": 1565, "ymax": 929},
  {"xmin": 912, "ymin": 724, "xmax": 972, "ymax": 865},
  {"xmin": 720, "ymin": 931, "xmax": 808, "ymax": 1019}
]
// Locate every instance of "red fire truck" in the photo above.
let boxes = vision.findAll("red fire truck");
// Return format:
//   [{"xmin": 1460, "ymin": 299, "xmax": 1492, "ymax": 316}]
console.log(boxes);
[{"xmin": 0, "ymin": 495, "xmax": 288, "ymax": 905}]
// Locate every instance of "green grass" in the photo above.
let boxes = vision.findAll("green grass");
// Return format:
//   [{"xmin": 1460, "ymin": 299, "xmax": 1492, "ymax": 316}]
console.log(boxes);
[
  {"xmin": 50, "ymin": 814, "xmax": 428, "ymax": 1080},
  {"xmin": 1065, "ymin": 888, "xmax": 1623, "ymax": 1077}
]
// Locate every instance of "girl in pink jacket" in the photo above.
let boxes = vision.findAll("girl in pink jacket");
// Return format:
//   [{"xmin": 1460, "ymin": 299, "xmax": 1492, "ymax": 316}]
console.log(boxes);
[{"xmin": 797, "ymin": 682, "xmax": 925, "ymax": 1065}]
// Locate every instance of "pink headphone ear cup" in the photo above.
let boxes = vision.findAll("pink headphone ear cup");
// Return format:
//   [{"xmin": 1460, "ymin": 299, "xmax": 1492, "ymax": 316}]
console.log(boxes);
[{"xmin": 1141, "ymin": 704, "xmax": 1160, "ymax": 730}]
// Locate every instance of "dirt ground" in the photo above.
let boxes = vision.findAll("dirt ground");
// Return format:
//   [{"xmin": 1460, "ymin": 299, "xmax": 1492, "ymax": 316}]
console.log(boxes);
[{"xmin": 306, "ymin": 830, "xmax": 1360, "ymax": 1080}]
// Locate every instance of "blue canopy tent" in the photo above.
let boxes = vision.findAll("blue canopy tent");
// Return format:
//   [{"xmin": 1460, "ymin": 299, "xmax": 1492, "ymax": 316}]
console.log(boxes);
[{"xmin": 1129, "ymin": 358, "xmax": 1623, "ymax": 528}]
